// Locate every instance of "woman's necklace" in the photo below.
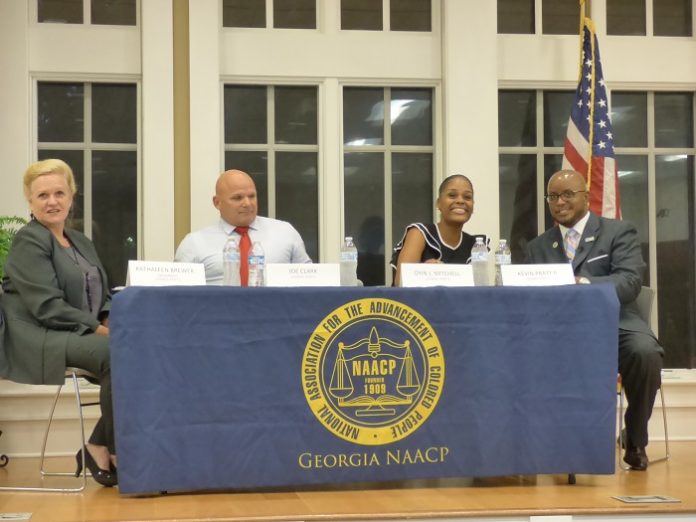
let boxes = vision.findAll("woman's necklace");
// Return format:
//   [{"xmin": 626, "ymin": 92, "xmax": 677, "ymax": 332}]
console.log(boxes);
[
  {"xmin": 68, "ymin": 245, "xmax": 80, "ymax": 264},
  {"xmin": 64, "ymin": 241, "xmax": 94, "ymax": 313}
]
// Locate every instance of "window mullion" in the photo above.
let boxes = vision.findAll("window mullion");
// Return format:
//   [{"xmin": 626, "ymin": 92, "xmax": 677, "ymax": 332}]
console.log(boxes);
[
  {"xmin": 392, "ymin": 145, "xmax": 433, "ymax": 153},
  {"xmin": 693, "ymin": 93, "xmax": 696, "ymax": 314},
  {"xmin": 384, "ymin": 87, "xmax": 393, "ymax": 284},
  {"xmin": 267, "ymin": 86, "xmax": 276, "ymax": 218},
  {"xmin": 647, "ymin": 92, "xmax": 657, "ymax": 296},
  {"xmin": 534, "ymin": 0, "xmax": 543, "ymax": 35},
  {"xmin": 272, "ymin": 144, "xmax": 319, "ymax": 152},
  {"xmin": 84, "ymin": 83, "xmax": 93, "ymax": 239},
  {"xmin": 536, "ymin": 90, "xmax": 545, "ymax": 235},
  {"xmin": 645, "ymin": 0, "xmax": 654, "ymax": 37},
  {"xmin": 267, "ymin": 0, "xmax": 273, "ymax": 28}
]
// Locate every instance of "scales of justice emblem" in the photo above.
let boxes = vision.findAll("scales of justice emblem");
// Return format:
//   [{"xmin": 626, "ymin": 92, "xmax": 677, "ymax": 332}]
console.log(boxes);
[
  {"xmin": 329, "ymin": 326, "xmax": 420, "ymax": 417},
  {"xmin": 303, "ymin": 298, "xmax": 445, "ymax": 445}
]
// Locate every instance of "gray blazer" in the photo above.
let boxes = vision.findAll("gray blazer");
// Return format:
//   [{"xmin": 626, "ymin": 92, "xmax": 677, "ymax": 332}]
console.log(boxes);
[
  {"xmin": 0, "ymin": 219, "xmax": 111, "ymax": 384},
  {"xmin": 525, "ymin": 211, "xmax": 653, "ymax": 335}
]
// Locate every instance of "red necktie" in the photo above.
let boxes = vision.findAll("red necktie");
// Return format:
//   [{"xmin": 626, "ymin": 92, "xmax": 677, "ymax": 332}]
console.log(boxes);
[{"xmin": 236, "ymin": 226, "xmax": 251, "ymax": 287}]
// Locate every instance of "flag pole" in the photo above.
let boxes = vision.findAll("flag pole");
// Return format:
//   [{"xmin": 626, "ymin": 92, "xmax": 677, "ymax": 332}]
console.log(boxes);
[
  {"xmin": 586, "ymin": 18, "xmax": 596, "ymax": 190},
  {"xmin": 577, "ymin": 0, "xmax": 585, "ymax": 83},
  {"xmin": 577, "ymin": 0, "xmax": 594, "ymax": 189}
]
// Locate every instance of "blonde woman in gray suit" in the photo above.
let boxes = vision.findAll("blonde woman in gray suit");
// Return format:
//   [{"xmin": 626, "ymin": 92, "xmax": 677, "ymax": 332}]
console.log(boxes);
[{"xmin": 0, "ymin": 159, "xmax": 117, "ymax": 487}]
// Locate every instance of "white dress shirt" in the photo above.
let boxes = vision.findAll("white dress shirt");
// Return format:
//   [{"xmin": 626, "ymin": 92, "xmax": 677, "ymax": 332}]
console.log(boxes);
[
  {"xmin": 175, "ymin": 216, "xmax": 312, "ymax": 284},
  {"xmin": 558, "ymin": 211, "xmax": 591, "ymax": 243}
]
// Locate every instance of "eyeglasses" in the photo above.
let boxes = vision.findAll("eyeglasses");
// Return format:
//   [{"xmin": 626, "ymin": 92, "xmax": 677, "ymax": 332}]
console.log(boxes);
[{"xmin": 545, "ymin": 190, "xmax": 587, "ymax": 203}]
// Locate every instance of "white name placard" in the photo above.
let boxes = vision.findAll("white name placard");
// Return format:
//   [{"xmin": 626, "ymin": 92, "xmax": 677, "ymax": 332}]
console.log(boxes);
[
  {"xmin": 400, "ymin": 263, "xmax": 474, "ymax": 287},
  {"xmin": 265, "ymin": 263, "xmax": 340, "ymax": 287},
  {"xmin": 500, "ymin": 263, "xmax": 575, "ymax": 286},
  {"xmin": 126, "ymin": 261, "xmax": 206, "ymax": 286}
]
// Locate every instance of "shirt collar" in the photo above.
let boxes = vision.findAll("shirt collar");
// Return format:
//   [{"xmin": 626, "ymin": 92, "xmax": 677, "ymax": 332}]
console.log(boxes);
[
  {"xmin": 219, "ymin": 216, "xmax": 258, "ymax": 235},
  {"xmin": 559, "ymin": 211, "xmax": 590, "ymax": 239}
]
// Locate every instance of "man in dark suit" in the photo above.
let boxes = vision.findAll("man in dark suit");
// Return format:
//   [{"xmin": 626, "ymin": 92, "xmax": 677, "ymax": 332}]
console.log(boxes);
[{"xmin": 526, "ymin": 169, "xmax": 663, "ymax": 471}]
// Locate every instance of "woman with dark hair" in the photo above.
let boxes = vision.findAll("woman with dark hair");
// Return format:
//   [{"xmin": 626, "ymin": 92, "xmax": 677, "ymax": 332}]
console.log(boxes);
[
  {"xmin": 391, "ymin": 174, "xmax": 485, "ymax": 286},
  {"xmin": 0, "ymin": 159, "xmax": 117, "ymax": 487}
]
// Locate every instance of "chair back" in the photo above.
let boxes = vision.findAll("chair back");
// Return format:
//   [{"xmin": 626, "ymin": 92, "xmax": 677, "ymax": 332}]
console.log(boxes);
[{"xmin": 635, "ymin": 286, "xmax": 655, "ymax": 323}]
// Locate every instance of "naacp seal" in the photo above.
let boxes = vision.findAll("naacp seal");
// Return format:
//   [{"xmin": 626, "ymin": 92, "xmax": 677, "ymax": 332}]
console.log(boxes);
[{"xmin": 302, "ymin": 298, "xmax": 445, "ymax": 445}]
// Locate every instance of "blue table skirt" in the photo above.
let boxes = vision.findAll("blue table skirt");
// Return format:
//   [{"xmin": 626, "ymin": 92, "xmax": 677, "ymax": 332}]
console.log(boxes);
[{"xmin": 110, "ymin": 285, "xmax": 619, "ymax": 494}]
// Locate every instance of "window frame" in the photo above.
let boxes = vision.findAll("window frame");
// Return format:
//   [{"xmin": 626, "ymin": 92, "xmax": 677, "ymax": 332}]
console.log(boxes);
[
  {"xmin": 611, "ymin": 89, "xmax": 696, "ymax": 293},
  {"xmin": 221, "ymin": 79, "xmax": 322, "ymax": 260},
  {"xmin": 497, "ymin": 0, "xmax": 696, "ymax": 37},
  {"xmin": 32, "ymin": 0, "xmax": 140, "ymax": 27},
  {"xmin": 340, "ymin": 81, "xmax": 441, "ymax": 285},
  {"xmin": 32, "ymin": 74, "xmax": 142, "ymax": 256},
  {"xmin": 340, "ymin": 0, "xmax": 434, "ymax": 33},
  {"xmin": 221, "ymin": 0, "xmax": 320, "ymax": 30}
]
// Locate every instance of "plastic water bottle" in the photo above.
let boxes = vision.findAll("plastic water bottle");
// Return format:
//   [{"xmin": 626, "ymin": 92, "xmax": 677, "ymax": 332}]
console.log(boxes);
[
  {"xmin": 471, "ymin": 236, "xmax": 489, "ymax": 287},
  {"xmin": 222, "ymin": 236, "xmax": 241, "ymax": 286},
  {"xmin": 494, "ymin": 239, "xmax": 512, "ymax": 286},
  {"xmin": 247, "ymin": 241, "xmax": 265, "ymax": 287},
  {"xmin": 340, "ymin": 236, "xmax": 358, "ymax": 287}
]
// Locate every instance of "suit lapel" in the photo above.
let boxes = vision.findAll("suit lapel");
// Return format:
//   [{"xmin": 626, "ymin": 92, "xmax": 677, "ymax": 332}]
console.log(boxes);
[
  {"xmin": 573, "ymin": 212, "xmax": 600, "ymax": 270},
  {"xmin": 545, "ymin": 227, "xmax": 567, "ymax": 263}
]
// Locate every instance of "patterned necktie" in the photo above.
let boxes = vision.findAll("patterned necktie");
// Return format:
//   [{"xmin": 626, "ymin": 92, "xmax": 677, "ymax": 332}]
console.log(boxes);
[
  {"xmin": 235, "ymin": 226, "xmax": 251, "ymax": 287},
  {"xmin": 564, "ymin": 228, "xmax": 579, "ymax": 262}
]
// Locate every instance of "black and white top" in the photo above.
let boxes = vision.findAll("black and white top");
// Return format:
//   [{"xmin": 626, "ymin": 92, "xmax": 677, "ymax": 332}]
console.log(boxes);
[{"xmin": 390, "ymin": 223, "xmax": 485, "ymax": 276}]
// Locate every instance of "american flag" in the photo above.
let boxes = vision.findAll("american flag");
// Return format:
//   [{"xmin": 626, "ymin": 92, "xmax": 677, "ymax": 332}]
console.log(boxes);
[{"xmin": 562, "ymin": 18, "xmax": 621, "ymax": 219}]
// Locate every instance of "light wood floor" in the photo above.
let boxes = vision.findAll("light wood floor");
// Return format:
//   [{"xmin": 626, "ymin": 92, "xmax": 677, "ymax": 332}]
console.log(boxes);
[{"xmin": 1, "ymin": 442, "xmax": 696, "ymax": 522}]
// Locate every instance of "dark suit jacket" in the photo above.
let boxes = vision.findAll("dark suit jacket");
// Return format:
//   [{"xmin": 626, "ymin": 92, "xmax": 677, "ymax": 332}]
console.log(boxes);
[
  {"xmin": 525, "ymin": 212, "xmax": 653, "ymax": 336},
  {"xmin": 0, "ymin": 219, "xmax": 111, "ymax": 384}
]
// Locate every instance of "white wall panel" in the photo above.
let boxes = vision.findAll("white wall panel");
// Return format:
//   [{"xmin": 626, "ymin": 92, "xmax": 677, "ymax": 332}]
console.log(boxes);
[
  {"xmin": 220, "ymin": 31, "xmax": 441, "ymax": 80},
  {"xmin": 442, "ymin": 0, "xmax": 500, "ymax": 251},
  {"xmin": 188, "ymin": 0, "xmax": 222, "ymax": 231},
  {"xmin": 29, "ymin": 25, "xmax": 140, "ymax": 75},
  {"xmin": 142, "ymin": 0, "xmax": 175, "ymax": 260},
  {"xmin": 498, "ymin": 35, "xmax": 696, "ymax": 86},
  {"xmin": 0, "ymin": 1, "xmax": 31, "ymax": 218}
]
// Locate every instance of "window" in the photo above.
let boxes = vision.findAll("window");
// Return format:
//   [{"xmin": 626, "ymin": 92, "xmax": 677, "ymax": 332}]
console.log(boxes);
[
  {"xmin": 499, "ymin": 88, "xmax": 696, "ymax": 368},
  {"xmin": 607, "ymin": 0, "xmax": 647, "ymax": 35},
  {"xmin": 497, "ymin": 0, "xmax": 534, "ymax": 34},
  {"xmin": 341, "ymin": 0, "xmax": 432, "ymax": 32},
  {"xmin": 37, "ymin": 81, "xmax": 139, "ymax": 287},
  {"xmin": 654, "ymin": 0, "xmax": 693, "ymax": 36},
  {"xmin": 497, "ymin": 90, "xmax": 571, "ymax": 261},
  {"xmin": 497, "ymin": 0, "xmax": 578, "ymax": 34},
  {"xmin": 606, "ymin": 0, "xmax": 692, "ymax": 36},
  {"xmin": 223, "ymin": 84, "xmax": 319, "ymax": 261},
  {"xmin": 38, "ymin": 0, "xmax": 137, "ymax": 25},
  {"xmin": 343, "ymin": 86, "xmax": 434, "ymax": 286},
  {"xmin": 613, "ymin": 91, "xmax": 695, "ymax": 368},
  {"xmin": 541, "ymin": 0, "xmax": 579, "ymax": 34},
  {"xmin": 497, "ymin": 0, "xmax": 691, "ymax": 36},
  {"xmin": 222, "ymin": 0, "xmax": 317, "ymax": 29},
  {"xmin": 391, "ymin": 0, "xmax": 431, "ymax": 31}
]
